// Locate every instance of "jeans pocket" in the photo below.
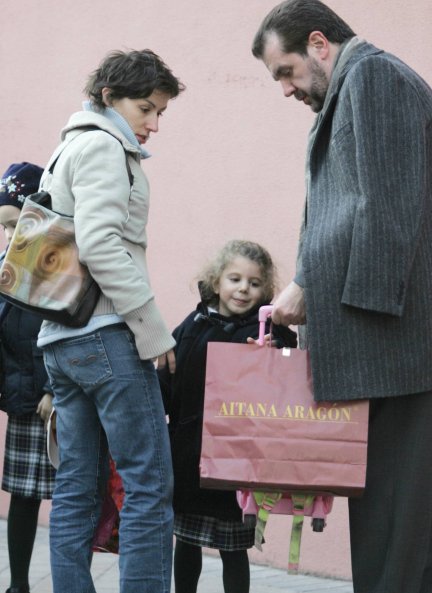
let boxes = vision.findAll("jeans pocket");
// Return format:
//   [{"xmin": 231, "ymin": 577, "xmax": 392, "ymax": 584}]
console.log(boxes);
[{"xmin": 53, "ymin": 332, "xmax": 113, "ymax": 387}]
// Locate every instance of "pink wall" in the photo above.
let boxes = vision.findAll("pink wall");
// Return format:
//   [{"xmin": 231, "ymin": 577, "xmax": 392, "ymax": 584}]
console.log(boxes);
[{"xmin": 0, "ymin": 0, "xmax": 431, "ymax": 580}]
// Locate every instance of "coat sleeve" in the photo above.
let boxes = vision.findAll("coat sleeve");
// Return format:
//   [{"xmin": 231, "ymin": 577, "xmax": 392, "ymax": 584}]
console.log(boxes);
[
  {"xmin": 294, "ymin": 202, "xmax": 307, "ymax": 288},
  {"xmin": 340, "ymin": 56, "xmax": 428, "ymax": 316},
  {"xmin": 272, "ymin": 323, "xmax": 298, "ymax": 348}
]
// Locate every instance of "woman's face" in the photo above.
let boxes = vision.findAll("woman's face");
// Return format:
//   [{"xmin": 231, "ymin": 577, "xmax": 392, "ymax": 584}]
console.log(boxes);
[
  {"xmin": 104, "ymin": 89, "xmax": 171, "ymax": 145},
  {"xmin": 0, "ymin": 204, "xmax": 21, "ymax": 244}
]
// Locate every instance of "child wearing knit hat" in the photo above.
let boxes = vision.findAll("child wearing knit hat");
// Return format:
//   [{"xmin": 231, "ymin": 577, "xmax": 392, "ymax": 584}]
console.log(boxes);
[
  {"xmin": 0, "ymin": 162, "xmax": 55, "ymax": 593},
  {"xmin": 0, "ymin": 162, "xmax": 43, "ymax": 243},
  {"xmin": 0, "ymin": 162, "xmax": 43, "ymax": 208}
]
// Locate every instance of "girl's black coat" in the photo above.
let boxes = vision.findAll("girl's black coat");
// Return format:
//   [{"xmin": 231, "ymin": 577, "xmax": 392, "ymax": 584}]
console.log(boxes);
[
  {"xmin": 0, "ymin": 301, "xmax": 50, "ymax": 416},
  {"xmin": 158, "ymin": 303, "xmax": 297, "ymax": 521}
]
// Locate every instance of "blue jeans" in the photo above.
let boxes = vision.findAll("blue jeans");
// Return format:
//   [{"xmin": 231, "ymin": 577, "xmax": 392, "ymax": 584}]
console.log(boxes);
[{"xmin": 43, "ymin": 324, "xmax": 174, "ymax": 593}]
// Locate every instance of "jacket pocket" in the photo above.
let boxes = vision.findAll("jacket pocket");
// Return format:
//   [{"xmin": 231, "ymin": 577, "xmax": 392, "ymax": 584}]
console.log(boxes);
[
  {"xmin": 32, "ymin": 340, "xmax": 49, "ymax": 397},
  {"xmin": 170, "ymin": 414, "xmax": 203, "ymax": 490}
]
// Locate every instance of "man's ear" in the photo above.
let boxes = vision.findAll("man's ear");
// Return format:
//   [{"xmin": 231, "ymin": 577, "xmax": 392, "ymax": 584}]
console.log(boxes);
[{"xmin": 307, "ymin": 31, "xmax": 330, "ymax": 60}]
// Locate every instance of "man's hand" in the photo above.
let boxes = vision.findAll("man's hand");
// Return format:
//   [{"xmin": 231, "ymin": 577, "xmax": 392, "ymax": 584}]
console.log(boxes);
[
  {"xmin": 272, "ymin": 281, "xmax": 306, "ymax": 326},
  {"xmin": 157, "ymin": 348, "xmax": 176, "ymax": 374}
]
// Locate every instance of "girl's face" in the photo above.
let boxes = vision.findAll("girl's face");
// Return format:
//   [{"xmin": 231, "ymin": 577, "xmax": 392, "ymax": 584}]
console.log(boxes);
[
  {"xmin": 0, "ymin": 205, "xmax": 20, "ymax": 244},
  {"xmin": 102, "ymin": 88, "xmax": 171, "ymax": 145},
  {"xmin": 215, "ymin": 256, "xmax": 266, "ymax": 317}
]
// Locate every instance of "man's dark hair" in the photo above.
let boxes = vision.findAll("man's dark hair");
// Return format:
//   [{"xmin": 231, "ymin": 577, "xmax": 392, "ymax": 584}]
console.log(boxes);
[
  {"xmin": 85, "ymin": 49, "xmax": 185, "ymax": 109},
  {"xmin": 252, "ymin": 0, "xmax": 355, "ymax": 58}
]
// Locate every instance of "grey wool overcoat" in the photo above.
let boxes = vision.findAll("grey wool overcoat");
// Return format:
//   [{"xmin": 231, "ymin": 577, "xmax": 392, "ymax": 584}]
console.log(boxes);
[{"xmin": 297, "ymin": 39, "xmax": 432, "ymax": 402}]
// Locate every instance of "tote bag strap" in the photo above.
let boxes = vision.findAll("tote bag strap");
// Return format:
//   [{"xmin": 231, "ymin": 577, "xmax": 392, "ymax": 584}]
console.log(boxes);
[{"xmin": 44, "ymin": 126, "xmax": 134, "ymax": 189}]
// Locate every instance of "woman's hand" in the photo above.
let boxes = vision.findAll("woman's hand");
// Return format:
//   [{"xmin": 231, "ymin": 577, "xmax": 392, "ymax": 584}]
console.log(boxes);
[
  {"xmin": 36, "ymin": 393, "xmax": 54, "ymax": 427},
  {"xmin": 157, "ymin": 348, "xmax": 176, "ymax": 374}
]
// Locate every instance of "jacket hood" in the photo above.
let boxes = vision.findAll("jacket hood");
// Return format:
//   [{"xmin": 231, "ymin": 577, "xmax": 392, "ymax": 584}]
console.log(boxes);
[{"xmin": 61, "ymin": 111, "xmax": 141, "ymax": 157}]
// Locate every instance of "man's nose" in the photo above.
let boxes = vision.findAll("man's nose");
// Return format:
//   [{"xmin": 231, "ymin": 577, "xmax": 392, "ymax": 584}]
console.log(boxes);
[{"xmin": 281, "ymin": 80, "xmax": 295, "ymax": 97}]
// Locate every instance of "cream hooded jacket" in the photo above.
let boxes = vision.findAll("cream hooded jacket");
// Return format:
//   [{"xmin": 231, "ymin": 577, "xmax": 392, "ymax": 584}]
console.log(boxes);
[{"xmin": 40, "ymin": 110, "xmax": 175, "ymax": 360}]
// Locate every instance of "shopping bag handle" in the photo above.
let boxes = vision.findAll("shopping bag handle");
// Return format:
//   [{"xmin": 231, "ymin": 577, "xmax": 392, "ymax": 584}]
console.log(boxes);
[{"xmin": 258, "ymin": 305, "xmax": 273, "ymax": 346}]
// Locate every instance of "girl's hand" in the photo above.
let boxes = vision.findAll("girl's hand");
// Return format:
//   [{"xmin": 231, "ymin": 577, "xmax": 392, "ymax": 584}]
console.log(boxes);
[
  {"xmin": 246, "ymin": 335, "xmax": 277, "ymax": 347},
  {"xmin": 36, "ymin": 393, "xmax": 54, "ymax": 427}
]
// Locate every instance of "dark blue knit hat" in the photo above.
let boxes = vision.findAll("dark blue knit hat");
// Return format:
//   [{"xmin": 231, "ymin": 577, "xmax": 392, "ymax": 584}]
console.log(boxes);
[{"xmin": 0, "ymin": 162, "xmax": 44, "ymax": 210}]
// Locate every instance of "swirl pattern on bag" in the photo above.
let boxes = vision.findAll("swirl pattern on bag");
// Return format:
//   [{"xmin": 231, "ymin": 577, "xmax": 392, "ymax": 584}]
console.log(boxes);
[
  {"xmin": 0, "ymin": 200, "xmax": 93, "ymax": 312},
  {"xmin": 12, "ymin": 207, "xmax": 48, "ymax": 252},
  {"xmin": 0, "ymin": 261, "xmax": 19, "ymax": 290},
  {"xmin": 34, "ymin": 226, "xmax": 77, "ymax": 279}
]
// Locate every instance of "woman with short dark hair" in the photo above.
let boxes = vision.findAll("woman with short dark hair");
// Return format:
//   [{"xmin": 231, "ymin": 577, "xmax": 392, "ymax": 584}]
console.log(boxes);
[{"xmin": 38, "ymin": 49, "xmax": 185, "ymax": 593}]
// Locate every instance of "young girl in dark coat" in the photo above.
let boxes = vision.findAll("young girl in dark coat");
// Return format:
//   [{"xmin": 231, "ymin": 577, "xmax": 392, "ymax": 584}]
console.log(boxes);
[
  {"xmin": 0, "ymin": 162, "xmax": 56, "ymax": 593},
  {"xmin": 159, "ymin": 240, "xmax": 297, "ymax": 593}
]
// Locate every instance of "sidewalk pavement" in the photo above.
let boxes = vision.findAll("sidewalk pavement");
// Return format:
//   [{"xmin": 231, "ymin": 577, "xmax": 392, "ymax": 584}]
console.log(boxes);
[{"xmin": 0, "ymin": 519, "xmax": 353, "ymax": 593}]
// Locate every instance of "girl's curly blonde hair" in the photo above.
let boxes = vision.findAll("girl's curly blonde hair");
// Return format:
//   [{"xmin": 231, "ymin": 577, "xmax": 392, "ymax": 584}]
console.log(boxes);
[{"xmin": 198, "ymin": 240, "xmax": 278, "ymax": 308}]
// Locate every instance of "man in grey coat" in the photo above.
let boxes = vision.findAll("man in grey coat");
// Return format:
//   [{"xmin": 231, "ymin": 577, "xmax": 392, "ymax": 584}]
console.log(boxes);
[{"xmin": 252, "ymin": 1, "xmax": 432, "ymax": 592}]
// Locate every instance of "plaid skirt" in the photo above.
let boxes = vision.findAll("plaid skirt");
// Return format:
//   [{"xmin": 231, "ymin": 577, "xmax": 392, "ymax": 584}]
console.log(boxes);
[
  {"xmin": 174, "ymin": 513, "xmax": 255, "ymax": 551},
  {"xmin": 2, "ymin": 412, "xmax": 56, "ymax": 499}
]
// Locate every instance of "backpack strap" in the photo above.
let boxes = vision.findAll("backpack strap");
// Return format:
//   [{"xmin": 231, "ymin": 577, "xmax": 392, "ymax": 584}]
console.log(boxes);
[
  {"xmin": 287, "ymin": 493, "xmax": 314, "ymax": 574},
  {"xmin": 252, "ymin": 491, "xmax": 315, "ymax": 574},
  {"xmin": 253, "ymin": 491, "xmax": 283, "ymax": 551}
]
